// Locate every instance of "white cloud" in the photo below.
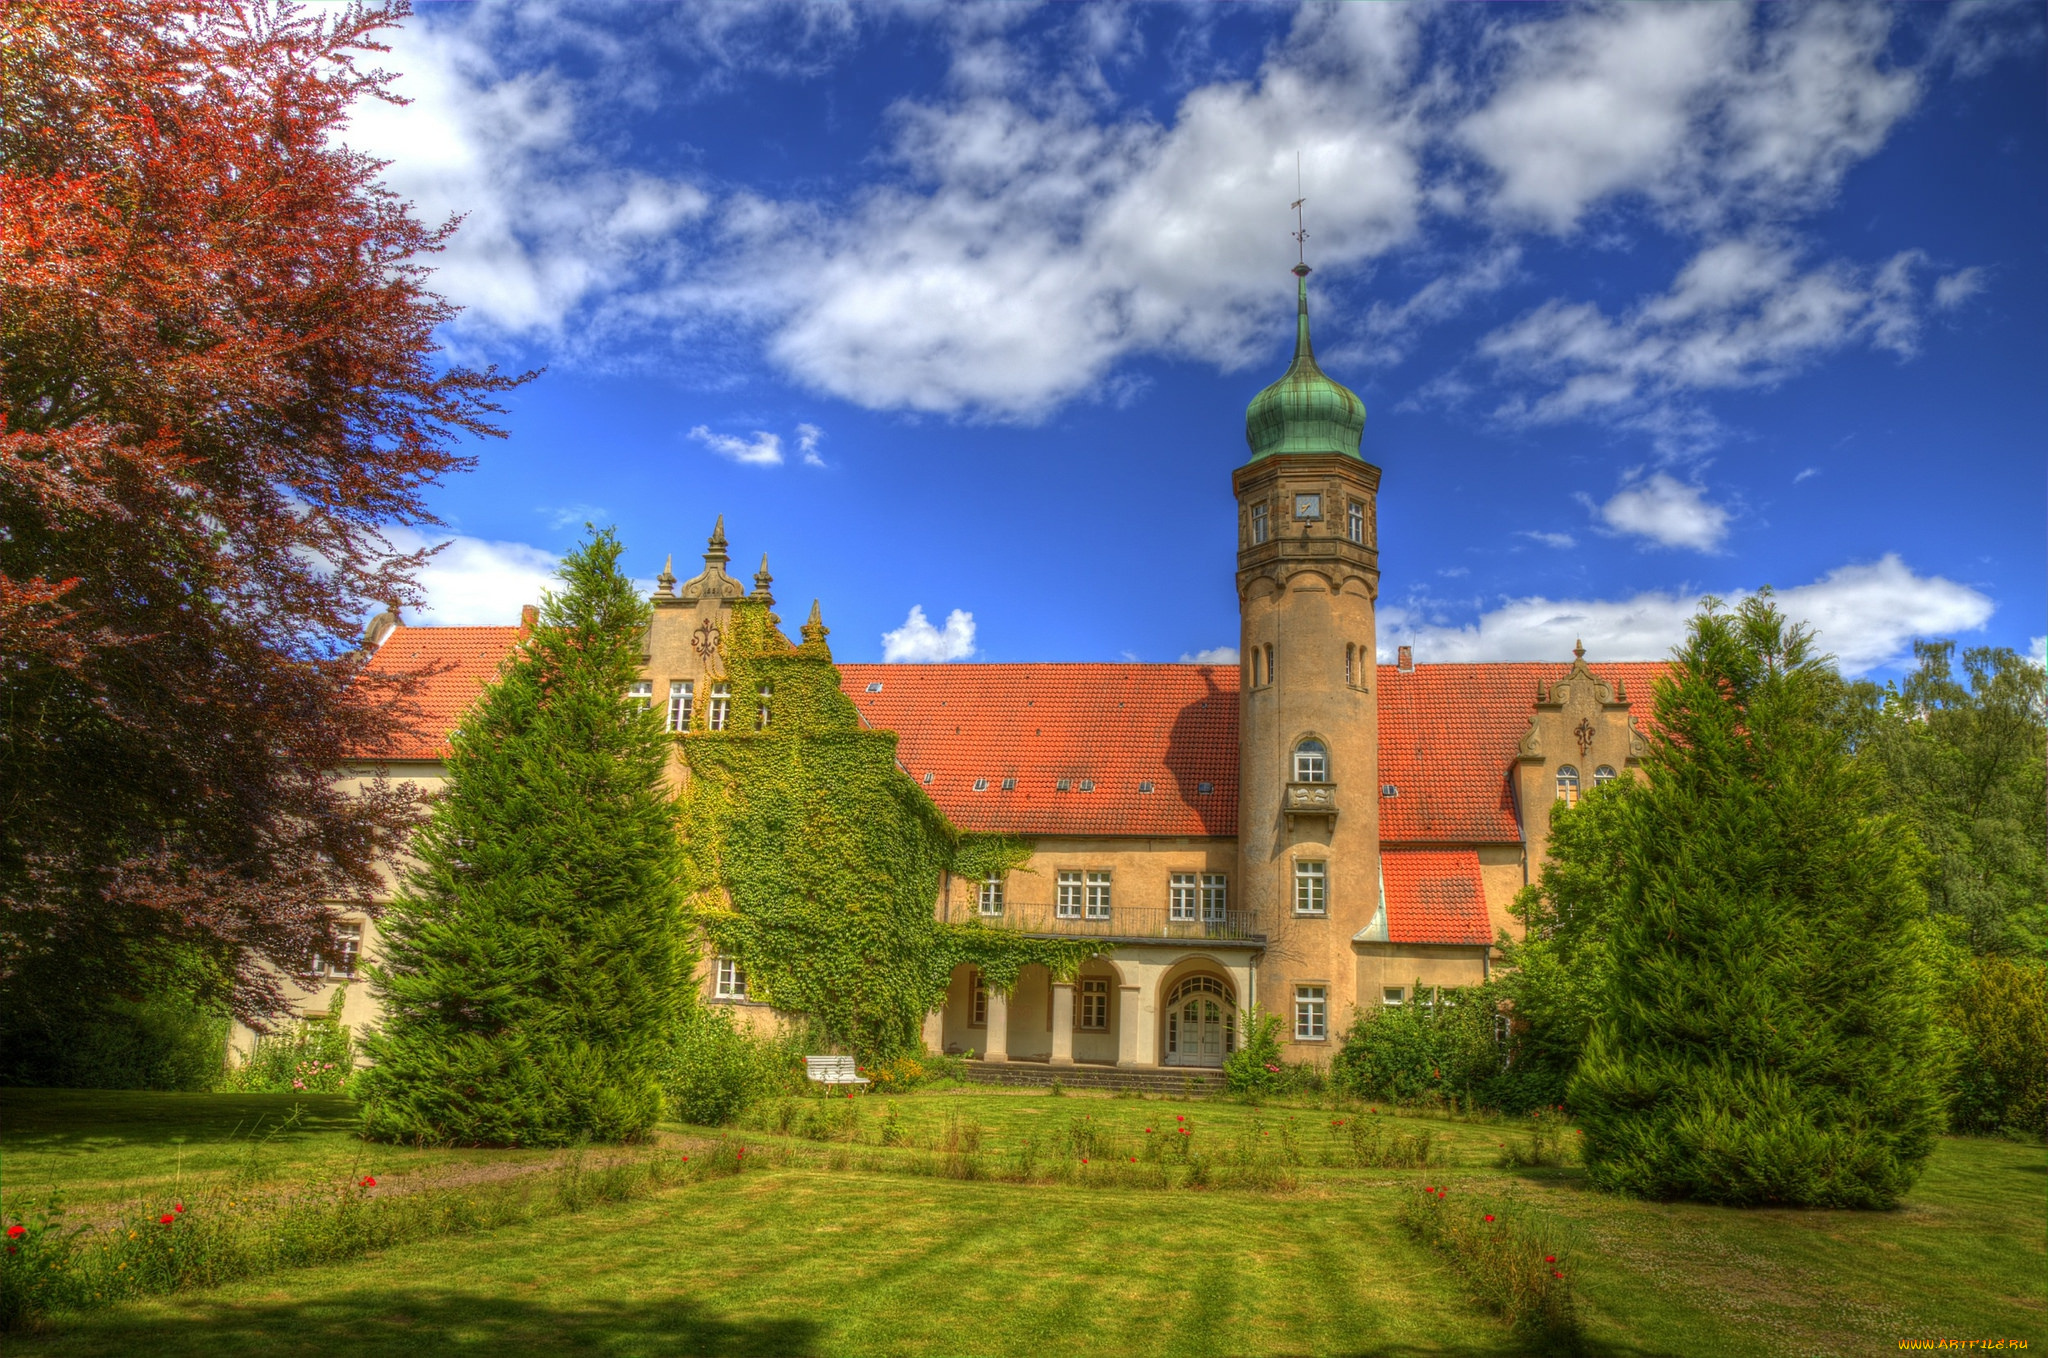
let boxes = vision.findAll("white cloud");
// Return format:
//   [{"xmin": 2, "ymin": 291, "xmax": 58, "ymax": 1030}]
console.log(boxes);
[
  {"xmin": 345, "ymin": 13, "xmax": 708, "ymax": 340},
  {"xmin": 1349, "ymin": 246, "xmax": 1523, "ymax": 367},
  {"xmin": 1179, "ymin": 646, "xmax": 1240, "ymax": 664},
  {"xmin": 543, "ymin": 501, "xmax": 607, "ymax": 531},
  {"xmin": 796, "ymin": 422, "xmax": 826, "ymax": 467},
  {"xmin": 1934, "ymin": 267, "xmax": 1986, "ymax": 309},
  {"xmin": 1460, "ymin": 4, "xmax": 1918, "ymax": 232},
  {"xmin": 384, "ymin": 527, "xmax": 560, "ymax": 627},
  {"xmin": 1380, "ymin": 553, "xmax": 1992, "ymax": 676},
  {"xmin": 1481, "ymin": 238, "xmax": 1939, "ymax": 448},
  {"xmin": 1519, "ymin": 531, "xmax": 1576, "ymax": 550},
  {"xmin": 2030, "ymin": 636, "xmax": 2046, "ymax": 668},
  {"xmin": 1793, "ymin": 467, "xmax": 1820, "ymax": 483},
  {"xmin": 882, "ymin": 605, "xmax": 977, "ymax": 662},
  {"xmin": 1595, "ymin": 474, "xmax": 1731, "ymax": 551},
  {"xmin": 689, "ymin": 425, "xmax": 784, "ymax": 467}
]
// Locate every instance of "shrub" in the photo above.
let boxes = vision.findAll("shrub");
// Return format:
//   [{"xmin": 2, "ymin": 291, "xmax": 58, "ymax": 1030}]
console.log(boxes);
[
  {"xmin": 1570, "ymin": 596, "xmax": 1946, "ymax": 1208},
  {"xmin": 1946, "ymin": 955, "xmax": 2048, "ymax": 1138},
  {"xmin": 220, "ymin": 1019, "xmax": 353, "ymax": 1095},
  {"xmin": 0, "ymin": 947, "xmax": 229, "ymax": 1092},
  {"xmin": 660, "ymin": 1004, "xmax": 800, "ymax": 1125},
  {"xmin": 1331, "ymin": 981, "xmax": 1502, "ymax": 1106},
  {"xmin": 1224, "ymin": 1011, "xmax": 1323, "ymax": 1097},
  {"xmin": 1496, "ymin": 1107, "xmax": 1577, "ymax": 1170}
]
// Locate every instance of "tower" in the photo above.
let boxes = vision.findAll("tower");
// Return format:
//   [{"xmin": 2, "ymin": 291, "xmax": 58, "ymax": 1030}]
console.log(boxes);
[{"xmin": 1235, "ymin": 262, "xmax": 1382, "ymax": 1052}]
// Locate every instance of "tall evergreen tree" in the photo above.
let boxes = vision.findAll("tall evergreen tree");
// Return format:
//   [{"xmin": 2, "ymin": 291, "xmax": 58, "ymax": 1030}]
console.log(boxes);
[
  {"xmin": 1570, "ymin": 594, "xmax": 1946, "ymax": 1208},
  {"xmin": 359, "ymin": 529, "xmax": 682, "ymax": 1146}
]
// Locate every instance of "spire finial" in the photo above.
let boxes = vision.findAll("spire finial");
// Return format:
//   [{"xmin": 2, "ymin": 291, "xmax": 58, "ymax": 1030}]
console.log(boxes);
[
  {"xmin": 655, "ymin": 552, "xmax": 676, "ymax": 599},
  {"xmin": 752, "ymin": 553, "xmax": 774, "ymax": 603},
  {"xmin": 703, "ymin": 515, "xmax": 729, "ymax": 571},
  {"xmin": 799, "ymin": 598, "xmax": 832, "ymax": 656},
  {"xmin": 1573, "ymin": 638, "xmax": 1586, "ymax": 663},
  {"xmin": 1290, "ymin": 151, "xmax": 1308, "ymax": 268}
]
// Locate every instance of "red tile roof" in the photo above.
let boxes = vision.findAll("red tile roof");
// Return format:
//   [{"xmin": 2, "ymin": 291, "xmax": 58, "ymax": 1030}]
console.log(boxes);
[
  {"xmin": 1376, "ymin": 662, "xmax": 1667, "ymax": 843},
  {"xmin": 1380, "ymin": 847, "xmax": 1491, "ymax": 945},
  {"xmin": 837, "ymin": 663, "xmax": 1239, "ymax": 837},
  {"xmin": 355, "ymin": 625, "xmax": 521, "ymax": 760}
]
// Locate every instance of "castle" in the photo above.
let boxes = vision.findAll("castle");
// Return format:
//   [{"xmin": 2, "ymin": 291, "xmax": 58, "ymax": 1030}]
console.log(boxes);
[{"xmin": 313, "ymin": 264, "xmax": 1665, "ymax": 1070}]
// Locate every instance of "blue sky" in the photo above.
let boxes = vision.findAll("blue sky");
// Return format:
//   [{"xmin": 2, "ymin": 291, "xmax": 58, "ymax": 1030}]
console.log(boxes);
[{"xmin": 356, "ymin": 1, "xmax": 2045, "ymax": 675}]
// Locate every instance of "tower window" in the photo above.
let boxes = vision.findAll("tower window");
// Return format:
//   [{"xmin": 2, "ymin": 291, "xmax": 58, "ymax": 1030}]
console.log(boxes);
[
  {"xmin": 1293, "ymin": 739, "xmax": 1328, "ymax": 783},
  {"xmin": 1557, "ymin": 765, "xmax": 1581, "ymax": 806},
  {"xmin": 1348, "ymin": 500, "xmax": 1364, "ymax": 544},
  {"xmin": 1295, "ymin": 985, "xmax": 1328, "ymax": 1041},
  {"xmin": 979, "ymin": 875, "xmax": 1004, "ymax": 916},
  {"xmin": 707, "ymin": 683, "xmax": 731, "ymax": 731},
  {"xmin": 1345, "ymin": 644, "xmax": 1354, "ymax": 686},
  {"xmin": 755, "ymin": 682, "xmax": 772, "ymax": 730},
  {"xmin": 667, "ymin": 680, "xmax": 693, "ymax": 732},
  {"xmin": 1294, "ymin": 860, "xmax": 1327, "ymax": 915},
  {"xmin": 1264, "ymin": 644, "xmax": 1275, "ymax": 686},
  {"xmin": 1594, "ymin": 764, "xmax": 1617, "ymax": 786},
  {"xmin": 1251, "ymin": 502, "xmax": 1269, "ymax": 545}
]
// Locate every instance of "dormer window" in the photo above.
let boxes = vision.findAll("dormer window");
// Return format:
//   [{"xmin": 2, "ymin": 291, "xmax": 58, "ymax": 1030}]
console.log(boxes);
[
  {"xmin": 1293, "ymin": 739, "xmax": 1328, "ymax": 783},
  {"xmin": 1251, "ymin": 502, "xmax": 1269, "ymax": 545},
  {"xmin": 1556, "ymin": 765, "xmax": 1581, "ymax": 806},
  {"xmin": 707, "ymin": 683, "xmax": 730, "ymax": 731}
]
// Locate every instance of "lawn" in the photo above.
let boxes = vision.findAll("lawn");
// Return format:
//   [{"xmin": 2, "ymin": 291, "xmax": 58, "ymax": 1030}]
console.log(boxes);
[{"xmin": 3, "ymin": 1086, "xmax": 2042, "ymax": 1357}]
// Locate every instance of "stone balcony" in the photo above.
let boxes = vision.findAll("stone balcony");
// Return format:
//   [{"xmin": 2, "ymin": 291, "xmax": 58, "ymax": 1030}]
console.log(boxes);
[
  {"xmin": 1284, "ymin": 779, "xmax": 1337, "ymax": 824},
  {"xmin": 955, "ymin": 903, "xmax": 1266, "ymax": 945}
]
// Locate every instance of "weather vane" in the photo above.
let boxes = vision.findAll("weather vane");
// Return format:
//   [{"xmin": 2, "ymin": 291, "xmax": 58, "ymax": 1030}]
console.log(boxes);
[{"xmin": 1291, "ymin": 151, "xmax": 1308, "ymax": 266}]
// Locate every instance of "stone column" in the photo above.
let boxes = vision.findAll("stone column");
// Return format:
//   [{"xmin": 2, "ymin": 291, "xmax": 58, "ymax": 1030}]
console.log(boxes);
[
  {"xmin": 1117, "ymin": 985, "xmax": 1143, "ymax": 1067},
  {"xmin": 983, "ymin": 988, "xmax": 1010, "ymax": 1063},
  {"xmin": 1049, "ymin": 982, "xmax": 1075, "ymax": 1065},
  {"xmin": 921, "ymin": 1009, "xmax": 945, "ymax": 1055},
  {"xmin": 1132, "ymin": 972, "xmax": 1162, "ymax": 1068}
]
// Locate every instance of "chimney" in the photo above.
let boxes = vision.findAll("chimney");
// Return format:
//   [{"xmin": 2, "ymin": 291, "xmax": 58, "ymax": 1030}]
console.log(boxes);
[
  {"xmin": 1396, "ymin": 645, "xmax": 1413, "ymax": 674},
  {"xmin": 362, "ymin": 602, "xmax": 401, "ymax": 650},
  {"xmin": 519, "ymin": 604, "xmax": 539, "ymax": 631}
]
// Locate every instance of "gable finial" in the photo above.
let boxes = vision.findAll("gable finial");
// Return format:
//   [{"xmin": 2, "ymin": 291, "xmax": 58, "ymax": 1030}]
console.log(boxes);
[
  {"xmin": 655, "ymin": 553, "xmax": 676, "ymax": 599},
  {"xmin": 1573, "ymin": 637, "xmax": 1586, "ymax": 663}
]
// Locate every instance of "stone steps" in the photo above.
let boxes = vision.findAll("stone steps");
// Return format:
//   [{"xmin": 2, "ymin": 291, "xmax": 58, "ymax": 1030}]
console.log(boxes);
[{"xmin": 960, "ymin": 1062, "xmax": 1227, "ymax": 1094}]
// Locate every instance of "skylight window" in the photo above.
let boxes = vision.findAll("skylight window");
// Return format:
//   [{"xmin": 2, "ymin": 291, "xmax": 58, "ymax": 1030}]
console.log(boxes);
[
  {"xmin": 1197, "ymin": 782, "xmax": 1213, "ymax": 795},
  {"xmin": 1056, "ymin": 778, "xmax": 1071, "ymax": 791},
  {"xmin": 1382, "ymin": 783, "xmax": 1399, "ymax": 797},
  {"xmin": 1001, "ymin": 777, "xmax": 1016, "ymax": 790},
  {"xmin": 973, "ymin": 778, "xmax": 988, "ymax": 791},
  {"xmin": 922, "ymin": 772, "xmax": 933, "ymax": 784},
  {"xmin": 1138, "ymin": 781, "xmax": 1154, "ymax": 793},
  {"xmin": 865, "ymin": 682, "xmax": 883, "ymax": 693},
  {"xmin": 1078, "ymin": 779, "xmax": 1095, "ymax": 792}
]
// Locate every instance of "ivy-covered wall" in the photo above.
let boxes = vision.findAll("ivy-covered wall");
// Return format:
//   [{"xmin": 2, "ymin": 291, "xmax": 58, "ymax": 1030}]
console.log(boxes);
[{"xmin": 679, "ymin": 598, "xmax": 1089, "ymax": 1059}]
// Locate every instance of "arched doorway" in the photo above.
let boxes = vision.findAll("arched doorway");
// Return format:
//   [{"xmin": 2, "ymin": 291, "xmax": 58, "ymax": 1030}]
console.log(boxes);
[{"xmin": 1162, "ymin": 974, "xmax": 1237, "ymax": 1068}]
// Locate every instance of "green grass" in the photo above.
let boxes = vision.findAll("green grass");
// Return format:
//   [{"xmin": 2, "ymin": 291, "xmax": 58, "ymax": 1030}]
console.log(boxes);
[{"xmin": 5, "ymin": 1087, "xmax": 2043, "ymax": 1357}]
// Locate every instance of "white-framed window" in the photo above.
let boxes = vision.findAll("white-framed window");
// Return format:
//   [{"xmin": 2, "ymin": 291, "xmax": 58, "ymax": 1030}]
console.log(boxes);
[
  {"xmin": 1079, "ymin": 978, "xmax": 1109, "ymax": 1030},
  {"xmin": 714, "ymin": 956, "xmax": 748, "ymax": 1000},
  {"xmin": 667, "ymin": 680, "xmax": 694, "ymax": 732},
  {"xmin": 1556, "ymin": 764, "xmax": 1580, "ymax": 806},
  {"xmin": 626, "ymin": 680, "xmax": 653, "ymax": 710},
  {"xmin": 1201, "ymin": 873, "xmax": 1228, "ymax": 922},
  {"xmin": 1348, "ymin": 500, "xmax": 1365, "ymax": 544},
  {"xmin": 1295, "ymin": 985, "xmax": 1328, "ymax": 1041},
  {"xmin": 978, "ymin": 875, "xmax": 1005, "ymax": 916},
  {"xmin": 1251, "ymin": 502, "xmax": 1269, "ymax": 545},
  {"xmin": 314, "ymin": 922, "xmax": 362, "ymax": 978},
  {"xmin": 755, "ymin": 683, "xmax": 773, "ymax": 730},
  {"xmin": 1383, "ymin": 986, "xmax": 1406, "ymax": 1007},
  {"xmin": 707, "ymin": 683, "xmax": 731, "ymax": 732},
  {"xmin": 1264, "ymin": 644, "xmax": 1276, "ymax": 685},
  {"xmin": 1169, "ymin": 872, "xmax": 1198, "ymax": 921},
  {"xmin": 1594, "ymin": 764, "xmax": 1617, "ymax": 787},
  {"xmin": 1085, "ymin": 870, "xmax": 1112, "ymax": 920},
  {"xmin": 1293, "ymin": 738, "xmax": 1328, "ymax": 783},
  {"xmin": 1294, "ymin": 860, "xmax": 1327, "ymax": 915},
  {"xmin": 1056, "ymin": 870, "xmax": 1084, "ymax": 919},
  {"xmin": 968, "ymin": 971, "xmax": 989, "ymax": 1027}
]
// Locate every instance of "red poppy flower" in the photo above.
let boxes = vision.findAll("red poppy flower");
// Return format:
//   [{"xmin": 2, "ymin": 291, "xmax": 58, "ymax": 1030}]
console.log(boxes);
[
  {"xmin": 173, "ymin": 1202, "xmax": 184, "ymax": 1213},
  {"xmin": 681, "ymin": 1156, "xmax": 690, "ymax": 1163},
  {"xmin": 1180, "ymin": 1128, "xmax": 1191, "ymax": 1136},
  {"xmin": 1081, "ymin": 1158, "xmax": 1089, "ymax": 1165},
  {"xmin": 5, "ymin": 1225, "xmax": 24, "ymax": 1240},
  {"xmin": 1545, "ymin": 1255, "xmax": 1556, "ymax": 1264},
  {"xmin": 1176, "ymin": 1114, "xmax": 1184, "ymax": 1121},
  {"xmin": 361, "ymin": 1176, "xmax": 377, "ymax": 1188},
  {"xmin": 1484, "ymin": 1214, "xmax": 1495, "ymax": 1223},
  {"xmin": 1553, "ymin": 1270, "xmax": 1563, "ymax": 1280},
  {"xmin": 1145, "ymin": 1127, "xmax": 1153, "ymax": 1133},
  {"xmin": 1130, "ymin": 1156, "xmax": 1137, "ymax": 1163},
  {"xmin": 159, "ymin": 1214, "xmax": 176, "ymax": 1225}
]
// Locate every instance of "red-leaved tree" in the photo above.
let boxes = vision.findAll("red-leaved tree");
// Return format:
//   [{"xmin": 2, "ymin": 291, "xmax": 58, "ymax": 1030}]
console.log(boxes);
[{"xmin": 0, "ymin": 0, "xmax": 523, "ymax": 1050}]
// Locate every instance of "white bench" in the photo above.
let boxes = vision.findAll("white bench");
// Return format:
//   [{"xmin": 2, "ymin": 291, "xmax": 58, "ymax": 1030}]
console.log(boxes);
[{"xmin": 804, "ymin": 1055, "xmax": 870, "ymax": 1087}]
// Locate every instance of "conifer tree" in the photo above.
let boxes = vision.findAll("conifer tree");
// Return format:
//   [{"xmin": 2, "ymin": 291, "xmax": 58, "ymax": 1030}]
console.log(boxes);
[
  {"xmin": 359, "ymin": 529, "xmax": 682, "ymax": 1146},
  {"xmin": 1569, "ymin": 594, "xmax": 1946, "ymax": 1207}
]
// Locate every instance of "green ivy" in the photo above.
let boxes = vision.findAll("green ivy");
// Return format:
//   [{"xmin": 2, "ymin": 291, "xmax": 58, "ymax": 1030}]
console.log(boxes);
[{"xmin": 680, "ymin": 598, "xmax": 1090, "ymax": 1060}]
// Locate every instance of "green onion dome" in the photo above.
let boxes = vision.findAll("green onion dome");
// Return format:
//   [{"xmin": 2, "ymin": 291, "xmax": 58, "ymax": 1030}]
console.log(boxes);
[{"xmin": 1244, "ymin": 264, "xmax": 1365, "ymax": 460}]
